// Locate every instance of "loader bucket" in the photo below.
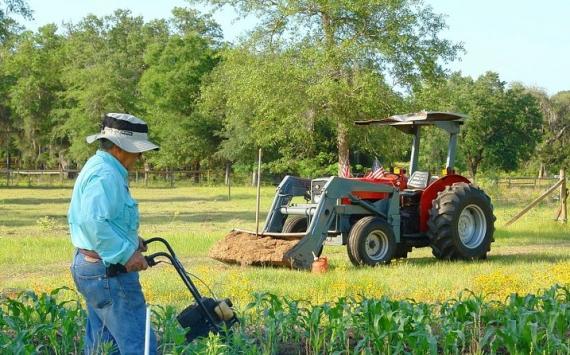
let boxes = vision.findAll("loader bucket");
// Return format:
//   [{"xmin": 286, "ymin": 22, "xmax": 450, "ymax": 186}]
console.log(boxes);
[{"xmin": 208, "ymin": 230, "xmax": 302, "ymax": 267}]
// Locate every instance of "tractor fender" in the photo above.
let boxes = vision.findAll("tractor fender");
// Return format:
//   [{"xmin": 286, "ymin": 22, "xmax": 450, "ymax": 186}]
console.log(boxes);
[{"xmin": 419, "ymin": 175, "xmax": 471, "ymax": 232}]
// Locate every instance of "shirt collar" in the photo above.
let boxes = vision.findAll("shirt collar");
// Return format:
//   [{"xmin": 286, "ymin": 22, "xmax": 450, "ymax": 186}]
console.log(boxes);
[{"xmin": 96, "ymin": 150, "xmax": 128, "ymax": 179}]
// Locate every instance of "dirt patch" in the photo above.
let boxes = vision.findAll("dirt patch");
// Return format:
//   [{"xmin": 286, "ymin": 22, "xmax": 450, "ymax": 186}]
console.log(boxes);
[{"xmin": 208, "ymin": 231, "xmax": 299, "ymax": 267}]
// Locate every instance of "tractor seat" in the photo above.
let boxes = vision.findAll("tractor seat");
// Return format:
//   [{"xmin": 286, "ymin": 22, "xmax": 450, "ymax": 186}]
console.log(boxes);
[{"xmin": 405, "ymin": 171, "xmax": 431, "ymax": 191}]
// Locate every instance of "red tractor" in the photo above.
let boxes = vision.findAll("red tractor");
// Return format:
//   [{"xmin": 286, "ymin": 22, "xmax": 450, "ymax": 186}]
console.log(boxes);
[{"xmin": 215, "ymin": 111, "xmax": 495, "ymax": 270}]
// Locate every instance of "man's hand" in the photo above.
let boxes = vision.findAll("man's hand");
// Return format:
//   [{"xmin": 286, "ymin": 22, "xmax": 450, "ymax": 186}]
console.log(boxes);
[
  {"xmin": 137, "ymin": 236, "xmax": 148, "ymax": 252},
  {"xmin": 124, "ymin": 250, "xmax": 149, "ymax": 272}
]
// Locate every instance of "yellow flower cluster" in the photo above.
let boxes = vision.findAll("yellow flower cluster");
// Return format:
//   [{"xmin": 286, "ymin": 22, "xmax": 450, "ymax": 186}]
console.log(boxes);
[{"xmin": 473, "ymin": 262, "xmax": 570, "ymax": 301}]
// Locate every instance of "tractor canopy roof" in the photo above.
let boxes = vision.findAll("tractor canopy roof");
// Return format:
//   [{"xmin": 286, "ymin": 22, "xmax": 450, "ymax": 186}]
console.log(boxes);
[{"xmin": 355, "ymin": 111, "xmax": 468, "ymax": 134}]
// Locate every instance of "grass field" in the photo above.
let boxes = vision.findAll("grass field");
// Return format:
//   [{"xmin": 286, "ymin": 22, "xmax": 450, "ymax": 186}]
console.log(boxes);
[
  {"xmin": 1, "ymin": 182, "xmax": 569, "ymax": 308},
  {"xmin": 2, "ymin": 182, "xmax": 570, "ymax": 353}
]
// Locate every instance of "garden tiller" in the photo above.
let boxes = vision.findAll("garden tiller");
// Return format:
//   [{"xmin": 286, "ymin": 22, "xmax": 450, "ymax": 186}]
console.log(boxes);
[{"xmin": 144, "ymin": 237, "xmax": 239, "ymax": 342}]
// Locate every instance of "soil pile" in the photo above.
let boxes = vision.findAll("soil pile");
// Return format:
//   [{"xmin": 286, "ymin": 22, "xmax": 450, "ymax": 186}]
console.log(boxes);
[{"xmin": 208, "ymin": 230, "xmax": 299, "ymax": 267}]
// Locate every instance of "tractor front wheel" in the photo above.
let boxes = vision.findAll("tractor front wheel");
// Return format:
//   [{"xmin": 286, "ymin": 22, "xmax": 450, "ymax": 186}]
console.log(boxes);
[
  {"xmin": 428, "ymin": 182, "xmax": 495, "ymax": 260},
  {"xmin": 347, "ymin": 216, "xmax": 396, "ymax": 266},
  {"xmin": 282, "ymin": 216, "xmax": 308, "ymax": 233},
  {"xmin": 282, "ymin": 216, "xmax": 323, "ymax": 257}
]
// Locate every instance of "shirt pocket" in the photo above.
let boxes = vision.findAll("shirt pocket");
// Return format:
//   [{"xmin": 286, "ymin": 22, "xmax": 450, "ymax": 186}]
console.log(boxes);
[{"xmin": 123, "ymin": 196, "xmax": 140, "ymax": 234}]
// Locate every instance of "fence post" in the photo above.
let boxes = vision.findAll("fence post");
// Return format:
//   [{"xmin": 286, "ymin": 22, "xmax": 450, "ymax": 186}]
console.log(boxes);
[{"xmin": 559, "ymin": 169, "xmax": 567, "ymax": 222}]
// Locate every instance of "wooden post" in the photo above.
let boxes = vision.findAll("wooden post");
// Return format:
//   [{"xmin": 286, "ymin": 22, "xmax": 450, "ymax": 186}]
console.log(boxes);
[
  {"xmin": 504, "ymin": 178, "xmax": 565, "ymax": 227},
  {"xmin": 5, "ymin": 134, "xmax": 10, "ymax": 187},
  {"xmin": 255, "ymin": 149, "xmax": 262, "ymax": 236},
  {"xmin": 559, "ymin": 169, "xmax": 567, "ymax": 222},
  {"xmin": 225, "ymin": 163, "xmax": 230, "ymax": 186},
  {"xmin": 144, "ymin": 163, "xmax": 149, "ymax": 188},
  {"xmin": 224, "ymin": 178, "xmax": 232, "ymax": 201}
]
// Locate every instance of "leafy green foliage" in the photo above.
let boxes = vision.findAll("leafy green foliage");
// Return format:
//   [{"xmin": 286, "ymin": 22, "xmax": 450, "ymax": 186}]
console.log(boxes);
[
  {"xmin": 196, "ymin": 0, "xmax": 461, "ymax": 174},
  {"xmin": 0, "ymin": 0, "xmax": 564, "ymax": 178},
  {"xmin": 4, "ymin": 25, "xmax": 65, "ymax": 168},
  {"xmin": 0, "ymin": 287, "xmax": 85, "ymax": 354},
  {"xmin": 57, "ymin": 10, "xmax": 161, "ymax": 165},
  {"xmin": 4, "ymin": 285, "xmax": 570, "ymax": 354},
  {"xmin": 533, "ymin": 90, "xmax": 570, "ymax": 174},
  {"xmin": 139, "ymin": 8, "xmax": 223, "ymax": 170},
  {"xmin": 412, "ymin": 72, "xmax": 543, "ymax": 177},
  {"xmin": 0, "ymin": 0, "xmax": 33, "ymax": 42}
]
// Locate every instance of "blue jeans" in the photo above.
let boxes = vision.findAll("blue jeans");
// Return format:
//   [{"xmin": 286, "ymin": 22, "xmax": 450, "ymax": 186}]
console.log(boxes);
[{"xmin": 71, "ymin": 250, "xmax": 158, "ymax": 355}]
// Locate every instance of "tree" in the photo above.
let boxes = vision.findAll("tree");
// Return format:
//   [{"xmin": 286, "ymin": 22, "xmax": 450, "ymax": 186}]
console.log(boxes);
[
  {"xmin": 3, "ymin": 25, "xmax": 65, "ymax": 169},
  {"xmin": 193, "ymin": 0, "xmax": 462, "ymax": 175},
  {"xmin": 411, "ymin": 72, "xmax": 543, "ymax": 177},
  {"xmin": 531, "ymin": 89, "xmax": 570, "ymax": 175},
  {"xmin": 57, "ymin": 10, "xmax": 165, "ymax": 166},
  {"xmin": 139, "ymin": 8, "xmax": 223, "ymax": 172},
  {"xmin": 1, "ymin": 0, "xmax": 32, "ymax": 42},
  {"xmin": 0, "ymin": 0, "xmax": 33, "ymax": 167}
]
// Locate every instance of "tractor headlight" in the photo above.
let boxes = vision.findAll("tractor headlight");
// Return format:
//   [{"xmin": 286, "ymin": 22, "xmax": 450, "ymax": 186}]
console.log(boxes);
[
  {"xmin": 311, "ymin": 179, "xmax": 327, "ymax": 204},
  {"xmin": 313, "ymin": 193, "xmax": 322, "ymax": 204}
]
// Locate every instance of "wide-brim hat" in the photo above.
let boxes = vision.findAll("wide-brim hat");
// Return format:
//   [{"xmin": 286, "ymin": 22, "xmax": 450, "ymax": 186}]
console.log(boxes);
[{"xmin": 86, "ymin": 113, "xmax": 160, "ymax": 153}]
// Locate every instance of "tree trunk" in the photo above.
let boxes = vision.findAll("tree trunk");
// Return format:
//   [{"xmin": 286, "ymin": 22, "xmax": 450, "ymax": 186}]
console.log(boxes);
[
  {"xmin": 337, "ymin": 121, "xmax": 349, "ymax": 176},
  {"xmin": 538, "ymin": 163, "xmax": 545, "ymax": 178},
  {"xmin": 225, "ymin": 162, "xmax": 231, "ymax": 186},
  {"xmin": 193, "ymin": 161, "xmax": 200, "ymax": 184}
]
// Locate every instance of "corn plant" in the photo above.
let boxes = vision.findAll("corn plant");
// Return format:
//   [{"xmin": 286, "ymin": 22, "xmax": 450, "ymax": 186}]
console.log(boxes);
[
  {"xmin": 4, "ymin": 285, "xmax": 570, "ymax": 354},
  {"xmin": 0, "ymin": 287, "xmax": 85, "ymax": 354}
]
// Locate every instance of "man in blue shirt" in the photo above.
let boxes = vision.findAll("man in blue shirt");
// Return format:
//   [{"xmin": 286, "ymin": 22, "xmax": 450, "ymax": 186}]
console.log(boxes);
[{"xmin": 69, "ymin": 113, "xmax": 159, "ymax": 355}]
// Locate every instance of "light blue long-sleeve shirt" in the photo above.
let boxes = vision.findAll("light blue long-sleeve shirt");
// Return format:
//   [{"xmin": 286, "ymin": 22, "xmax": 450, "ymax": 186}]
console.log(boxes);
[{"xmin": 68, "ymin": 150, "xmax": 139, "ymax": 266}]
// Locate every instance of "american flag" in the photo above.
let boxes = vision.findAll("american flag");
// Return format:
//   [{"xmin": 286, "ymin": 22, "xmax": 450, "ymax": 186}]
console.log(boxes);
[
  {"xmin": 340, "ymin": 152, "xmax": 353, "ymax": 178},
  {"xmin": 368, "ymin": 157, "xmax": 385, "ymax": 179}
]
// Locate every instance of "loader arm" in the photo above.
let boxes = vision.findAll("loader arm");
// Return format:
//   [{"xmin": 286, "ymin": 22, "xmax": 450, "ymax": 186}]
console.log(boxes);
[
  {"xmin": 263, "ymin": 175, "xmax": 312, "ymax": 233},
  {"xmin": 284, "ymin": 177, "xmax": 400, "ymax": 269}
]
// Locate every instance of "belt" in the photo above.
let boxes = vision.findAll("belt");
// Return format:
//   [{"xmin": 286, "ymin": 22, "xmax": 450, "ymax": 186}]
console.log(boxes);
[
  {"xmin": 76, "ymin": 248, "xmax": 128, "ymax": 277},
  {"xmin": 78, "ymin": 248, "xmax": 101, "ymax": 259}
]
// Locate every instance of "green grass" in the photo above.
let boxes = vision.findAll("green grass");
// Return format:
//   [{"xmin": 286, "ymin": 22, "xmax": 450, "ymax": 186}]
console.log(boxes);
[
  {"xmin": 2, "ymin": 183, "xmax": 570, "ymax": 353},
  {"xmin": 1, "ymin": 184, "xmax": 570, "ymax": 308}
]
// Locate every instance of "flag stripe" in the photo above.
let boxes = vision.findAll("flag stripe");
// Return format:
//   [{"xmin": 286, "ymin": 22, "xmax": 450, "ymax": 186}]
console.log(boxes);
[
  {"xmin": 369, "ymin": 157, "xmax": 385, "ymax": 179},
  {"xmin": 340, "ymin": 152, "xmax": 353, "ymax": 178}
]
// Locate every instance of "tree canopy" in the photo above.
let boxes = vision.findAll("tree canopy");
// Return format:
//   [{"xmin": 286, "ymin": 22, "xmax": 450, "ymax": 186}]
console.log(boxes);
[
  {"xmin": 193, "ymin": 0, "xmax": 463, "ymax": 175},
  {"xmin": 0, "ymin": 1, "xmax": 563, "ymax": 180}
]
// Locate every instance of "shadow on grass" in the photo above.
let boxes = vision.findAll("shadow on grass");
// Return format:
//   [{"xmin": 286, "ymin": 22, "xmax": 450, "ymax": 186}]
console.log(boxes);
[
  {"xmin": 2, "ymin": 210, "xmax": 258, "ymax": 229},
  {"xmin": 402, "ymin": 251, "xmax": 570, "ymax": 267},
  {"xmin": 487, "ymin": 252, "xmax": 570, "ymax": 264},
  {"xmin": 0, "ymin": 186, "xmax": 73, "ymax": 190},
  {"xmin": 141, "ymin": 210, "xmax": 262, "ymax": 226},
  {"xmin": 2, "ymin": 198, "xmax": 71, "ymax": 205},
  {"xmin": 495, "ymin": 228, "xmax": 570, "ymax": 244},
  {"xmin": 134, "ymin": 194, "xmax": 257, "ymax": 204}
]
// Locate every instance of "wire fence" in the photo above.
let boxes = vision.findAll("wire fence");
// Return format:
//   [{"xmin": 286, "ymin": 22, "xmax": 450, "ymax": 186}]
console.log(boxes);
[
  {"xmin": 0, "ymin": 169, "xmax": 224, "ymax": 188},
  {"xmin": 1, "ymin": 169, "xmax": 566, "ymax": 207},
  {"xmin": 2, "ymin": 168, "xmax": 567, "ymax": 225}
]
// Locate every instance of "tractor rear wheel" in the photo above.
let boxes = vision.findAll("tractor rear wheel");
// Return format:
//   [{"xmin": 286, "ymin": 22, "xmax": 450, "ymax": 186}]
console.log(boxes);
[
  {"xmin": 428, "ymin": 182, "xmax": 495, "ymax": 260},
  {"xmin": 347, "ymin": 216, "xmax": 396, "ymax": 266}
]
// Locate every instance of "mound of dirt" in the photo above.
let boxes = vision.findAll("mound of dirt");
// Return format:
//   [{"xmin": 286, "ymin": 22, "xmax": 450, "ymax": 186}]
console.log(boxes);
[{"xmin": 208, "ymin": 230, "xmax": 299, "ymax": 267}]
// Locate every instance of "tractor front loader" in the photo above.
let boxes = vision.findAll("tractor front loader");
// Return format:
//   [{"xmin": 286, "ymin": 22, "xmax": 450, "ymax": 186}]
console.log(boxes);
[{"xmin": 208, "ymin": 111, "xmax": 496, "ymax": 270}]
